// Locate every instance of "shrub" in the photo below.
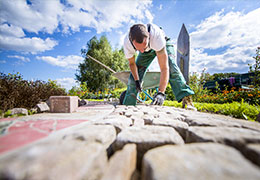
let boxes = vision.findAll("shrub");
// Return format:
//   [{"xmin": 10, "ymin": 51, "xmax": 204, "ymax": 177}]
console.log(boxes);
[
  {"xmin": 68, "ymin": 82, "xmax": 114, "ymax": 99},
  {"xmin": 196, "ymin": 87, "xmax": 260, "ymax": 105},
  {"xmin": 0, "ymin": 72, "xmax": 67, "ymax": 112}
]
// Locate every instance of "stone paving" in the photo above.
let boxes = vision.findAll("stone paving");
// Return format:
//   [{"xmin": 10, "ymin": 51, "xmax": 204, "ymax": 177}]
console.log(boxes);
[
  {"xmin": 0, "ymin": 104, "xmax": 114, "ymax": 154},
  {"xmin": 0, "ymin": 103, "xmax": 260, "ymax": 180}
]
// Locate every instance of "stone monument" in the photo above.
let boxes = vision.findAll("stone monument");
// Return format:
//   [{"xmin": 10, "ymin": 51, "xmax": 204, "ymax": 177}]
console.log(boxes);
[{"xmin": 177, "ymin": 24, "xmax": 190, "ymax": 84}]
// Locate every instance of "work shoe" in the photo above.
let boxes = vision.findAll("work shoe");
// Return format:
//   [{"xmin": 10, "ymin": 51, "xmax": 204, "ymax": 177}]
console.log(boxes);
[{"xmin": 182, "ymin": 96, "xmax": 197, "ymax": 111}]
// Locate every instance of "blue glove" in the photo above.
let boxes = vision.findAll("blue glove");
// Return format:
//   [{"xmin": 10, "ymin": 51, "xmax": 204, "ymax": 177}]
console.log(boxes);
[{"xmin": 151, "ymin": 92, "xmax": 166, "ymax": 105}]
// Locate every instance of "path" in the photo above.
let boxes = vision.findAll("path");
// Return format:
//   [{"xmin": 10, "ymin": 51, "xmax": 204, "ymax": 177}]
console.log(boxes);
[
  {"xmin": 0, "ymin": 104, "xmax": 260, "ymax": 180},
  {"xmin": 0, "ymin": 104, "xmax": 114, "ymax": 154}
]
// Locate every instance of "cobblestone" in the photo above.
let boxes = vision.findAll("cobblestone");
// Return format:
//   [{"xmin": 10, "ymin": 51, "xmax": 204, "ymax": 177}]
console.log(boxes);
[{"xmin": 0, "ymin": 103, "xmax": 260, "ymax": 179}]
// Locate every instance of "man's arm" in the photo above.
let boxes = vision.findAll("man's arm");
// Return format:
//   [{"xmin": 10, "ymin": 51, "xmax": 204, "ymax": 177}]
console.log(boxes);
[
  {"xmin": 156, "ymin": 47, "xmax": 169, "ymax": 93},
  {"xmin": 128, "ymin": 56, "xmax": 139, "ymax": 81}
]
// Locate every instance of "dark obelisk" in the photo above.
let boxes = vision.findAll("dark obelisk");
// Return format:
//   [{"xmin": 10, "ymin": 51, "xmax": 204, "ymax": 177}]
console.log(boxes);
[{"xmin": 177, "ymin": 24, "xmax": 190, "ymax": 84}]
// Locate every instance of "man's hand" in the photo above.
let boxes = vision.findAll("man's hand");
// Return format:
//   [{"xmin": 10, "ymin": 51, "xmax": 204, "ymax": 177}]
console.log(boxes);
[
  {"xmin": 151, "ymin": 92, "xmax": 166, "ymax": 105},
  {"xmin": 135, "ymin": 80, "xmax": 142, "ymax": 92}
]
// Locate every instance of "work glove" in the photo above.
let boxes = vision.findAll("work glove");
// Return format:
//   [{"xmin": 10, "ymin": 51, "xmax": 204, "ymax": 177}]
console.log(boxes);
[
  {"xmin": 135, "ymin": 80, "xmax": 142, "ymax": 93},
  {"xmin": 151, "ymin": 92, "xmax": 166, "ymax": 105}
]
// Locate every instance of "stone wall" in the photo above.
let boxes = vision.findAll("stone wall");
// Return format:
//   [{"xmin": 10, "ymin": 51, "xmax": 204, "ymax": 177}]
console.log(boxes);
[{"xmin": 0, "ymin": 105, "xmax": 260, "ymax": 179}]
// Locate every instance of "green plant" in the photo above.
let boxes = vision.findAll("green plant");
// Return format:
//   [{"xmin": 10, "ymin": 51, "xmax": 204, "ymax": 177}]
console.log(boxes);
[
  {"xmin": 110, "ymin": 88, "xmax": 127, "ymax": 99},
  {"xmin": 0, "ymin": 72, "xmax": 67, "ymax": 112},
  {"xmin": 4, "ymin": 110, "xmax": 12, "ymax": 118}
]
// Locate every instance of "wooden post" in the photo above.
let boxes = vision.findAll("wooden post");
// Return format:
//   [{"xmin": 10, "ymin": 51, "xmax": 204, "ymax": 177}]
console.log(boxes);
[{"xmin": 177, "ymin": 24, "xmax": 190, "ymax": 84}]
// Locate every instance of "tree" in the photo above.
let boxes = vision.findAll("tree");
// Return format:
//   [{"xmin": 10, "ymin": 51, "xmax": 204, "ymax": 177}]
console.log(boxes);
[
  {"xmin": 76, "ymin": 36, "xmax": 129, "ymax": 92},
  {"xmin": 248, "ymin": 47, "xmax": 260, "ymax": 87}
]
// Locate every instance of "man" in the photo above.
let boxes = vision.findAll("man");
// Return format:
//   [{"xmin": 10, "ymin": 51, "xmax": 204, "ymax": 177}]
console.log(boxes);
[{"xmin": 123, "ymin": 23, "xmax": 196, "ymax": 110}]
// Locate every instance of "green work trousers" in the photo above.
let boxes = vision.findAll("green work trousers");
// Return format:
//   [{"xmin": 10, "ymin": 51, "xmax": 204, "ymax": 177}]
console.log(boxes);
[{"xmin": 123, "ymin": 41, "xmax": 194, "ymax": 105}]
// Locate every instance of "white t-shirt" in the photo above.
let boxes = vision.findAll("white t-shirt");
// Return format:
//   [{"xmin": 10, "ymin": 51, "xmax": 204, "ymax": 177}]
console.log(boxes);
[{"xmin": 123, "ymin": 23, "xmax": 166, "ymax": 59}]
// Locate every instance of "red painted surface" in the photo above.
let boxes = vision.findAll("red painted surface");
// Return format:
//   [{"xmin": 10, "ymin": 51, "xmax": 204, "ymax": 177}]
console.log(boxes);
[{"xmin": 0, "ymin": 119, "xmax": 87, "ymax": 154}]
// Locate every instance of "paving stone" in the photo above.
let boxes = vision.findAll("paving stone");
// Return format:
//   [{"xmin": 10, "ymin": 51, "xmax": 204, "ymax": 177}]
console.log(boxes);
[
  {"xmin": 142, "ymin": 143, "xmax": 260, "ymax": 180},
  {"xmin": 114, "ymin": 126, "xmax": 184, "ymax": 169},
  {"xmin": 143, "ymin": 114, "xmax": 154, "ymax": 125},
  {"xmin": 242, "ymin": 144, "xmax": 260, "ymax": 167},
  {"xmin": 186, "ymin": 126, "xmax": 260, "ymax": 154},
  {"xmin": 182, "ymin": 111, "xmax": 243, "ymax": 127},
  {"xmin": 93, "ymin": 116, "xmax": 133, "ymax": 133},
  {"xmin": 49, "ymin": 96, "xmax": 78, "ymax": 113},
  {"xmin": 102, "ymin": 144, "xmax": 137, "ymax": 180},
  {"xmin": 125, "ymin": 110, "xmax": 133, "ymax": 118},
  {"xmin": 182, "ymin": 110, "xmax": 260, "ymax": 132},
  {"xmin": 131, "ymin": 116, "xmax": 145, "ymax": 127},
  {"xmin": 62, "ymin": 125, "xmax": 116, "ymax": 149},
  {"xmin": 0, "ymin": 142, "xmax": 107, "ymax": 180},
  {"xmin": 152, "ymin": 115, "xmax": 189, "ymax": 139},
  {"xmin": 11, "ymin": 108, "xmax": 28, "ymax": 116},
  {"xmin": 226, "ymin": 118, "xmax": 260, "ymax": 132}
]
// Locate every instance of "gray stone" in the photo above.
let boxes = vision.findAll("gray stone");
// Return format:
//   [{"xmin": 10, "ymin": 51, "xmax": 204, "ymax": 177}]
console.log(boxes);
[
  {"xmin": 142, "ymin": 143, "xmax": 260, "ymax": 180},
  {"xmin": 36, "ymin": 102, "xmax": 50, "ymax": 113},
  {"xmin": 228, "ymin": 118, "xmax": 260, "ymax": 132},
  {"xmin": 0, "ymin": 142, "xmax": 107, "ymax": 180},
  {"xmin": 62, "ymin": 125, "xmax": 117, "ymax": 149},
  {"xmin": 131, "ymin": 115, "xmax": 145, "ymax": 127},
  {"xmin": 94, "ymin": 116, "xmax": 133, "ymax": 133},
  {"xmin": 143, "ymin": 114, "xmax": 154, "ymax": 125},
  {"xmin": 11, "ymin": 108, "xmax": 28, "ymax": 116},
  {"xmin": 186, "ymin": 127, "xmax": 260, "ymax": 150},
  {"xmin": 115, "ymin": 126, "xmax": 184, "ymax": 148},
  {"xmin": 243, "ymin": 144, "xmax": 260, "ymax": 167},
  {"xmin": 182, "ymin": 111, "xmax": 243, "ymax": 128},
  {"xmin": 78, "ymin": 99, "xmax": 87, "ymax": 106},
  {"xmin": 152, "ymin": 115, "xmax": 189, "ymax": 139},
  {"xmin": 0, "ymin": 124, "xmax": 117, "ymax": 180},
  {"xmin": 114, "ymin": 126, "xmax": 184, "ymax": 169},
  {"xmin": 125, "ymin": 110, "xmax": 133, "ymax": 118},
  {"xmin": 102, "ymin": 144, "xmax": 137, "ymax": 180}
]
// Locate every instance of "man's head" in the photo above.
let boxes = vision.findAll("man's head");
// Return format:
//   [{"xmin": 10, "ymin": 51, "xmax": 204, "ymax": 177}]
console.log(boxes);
[{"xmin": 129, "ymin": 24, "xmax": 149, "ymax": 53}]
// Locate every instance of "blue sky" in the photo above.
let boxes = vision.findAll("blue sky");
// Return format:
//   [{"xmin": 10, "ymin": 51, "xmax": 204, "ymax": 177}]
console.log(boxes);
[{"xmin": 0, "ymin": 0, "xmax": 260, "ymax": 90}]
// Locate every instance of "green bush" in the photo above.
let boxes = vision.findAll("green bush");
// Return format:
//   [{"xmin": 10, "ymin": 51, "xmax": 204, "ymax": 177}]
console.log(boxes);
[
  {"xmin": 0, "ymin": 72, "xmax": 67, "ymax": 112},
  {"xmin": 68, "ymin": 82, "xmax": 114, "ymax": 99},
  {"xmin": 110, "ymin": 88, "xmax": 127, "ymax": 99}
]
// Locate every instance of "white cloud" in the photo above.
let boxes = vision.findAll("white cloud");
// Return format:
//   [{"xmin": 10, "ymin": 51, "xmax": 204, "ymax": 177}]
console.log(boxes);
[
  {"xmin": 0, "ymin": 0, "xmax": 63, "ymax": 34},
  {"xmin": 0, "ymin": 0, "xmax": 153, "ymax": 34},
  {"xmin": 0, "ymin": 0, "xmax": 153, "ymax": 53},
  {"xmin": 61, "ymin": 0, "xmax": 153, "ymax": 33},
  {"xmin": 56, "ymin": 77, "xmax": 79, "ymax": 91},
  {"xmin": 190, "ymin": 8, "xmax": 260, "ymax": 74},
  {"xmin": 0, "ymin": 60, "xmax": 6, "ymax": 64},
  {"xmin": 0, "ymin": 24, "xmax": 25, "ymax": 38},
  {"xmin": 7, "ymin": 55, "xmax": 30, "ymax": 62},
  {"xmin": 36, "ymin": 55, "xmax": 84, "ymax": 69},
  {"xmin": 0, "ymin": 35, "xmax": 58, "ymax": 54},
  {"xmin": 84, "ymin": 29, "xmax": 91, "ymax": 33}
]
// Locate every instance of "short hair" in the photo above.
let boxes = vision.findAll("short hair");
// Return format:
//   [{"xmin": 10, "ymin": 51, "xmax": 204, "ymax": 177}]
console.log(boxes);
[{"xmin": 129, "ymin": 24, "xmax": 149, "ymax": 43}]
